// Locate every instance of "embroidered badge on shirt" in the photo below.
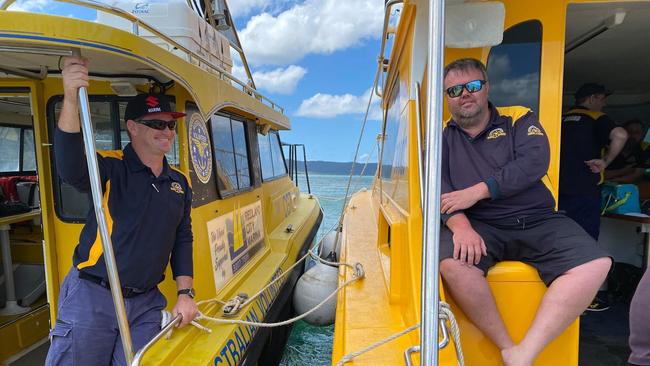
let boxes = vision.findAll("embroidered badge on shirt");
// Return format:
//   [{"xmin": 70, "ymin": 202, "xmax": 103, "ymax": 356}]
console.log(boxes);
[
  {"xmin": 171, "ymin": 182, "xmax": 184, "ymax": 194},
  {"xmin": 527, "ymin": 125, "xmax": 544, "ymax": 136},
  {"xmin": 487, "ymin": 128, "xmax": 506, "ymax": 140}
]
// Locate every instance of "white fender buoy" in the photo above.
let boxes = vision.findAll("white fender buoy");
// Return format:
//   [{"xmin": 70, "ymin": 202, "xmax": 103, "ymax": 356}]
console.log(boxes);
[
  {"xmin": 293, "ymin": 261, "xmax": 338, "ymax": 326},
  {"xmin": 319, "ymin": 231, "xmax": 341, "ymax": 260}
]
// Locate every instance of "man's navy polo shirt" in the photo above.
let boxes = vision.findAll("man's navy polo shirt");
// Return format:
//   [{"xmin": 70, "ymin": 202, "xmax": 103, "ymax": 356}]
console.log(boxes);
[
  {"xmin": 442, "ymin": 104, "xmax": 555, "ymax": 222},
  {"xmin": 54, "ymin": 128, "xmax": 193, "ymax": 290},
  {"xmin": 559, "ymin": 106, "xmax": 616, "ymax": 196}
]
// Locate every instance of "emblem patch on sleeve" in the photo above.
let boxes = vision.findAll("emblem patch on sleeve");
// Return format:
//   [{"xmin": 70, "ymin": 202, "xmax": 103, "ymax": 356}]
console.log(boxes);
[{"xmin": 527, "ymin": 125, "xmax": 544, "ymax": 136}]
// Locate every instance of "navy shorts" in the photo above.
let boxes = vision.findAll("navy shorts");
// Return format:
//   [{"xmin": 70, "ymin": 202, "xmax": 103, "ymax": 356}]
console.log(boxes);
[{"xmin": 440, "ymin": 212, "xmax": 610, "ymax": 286}]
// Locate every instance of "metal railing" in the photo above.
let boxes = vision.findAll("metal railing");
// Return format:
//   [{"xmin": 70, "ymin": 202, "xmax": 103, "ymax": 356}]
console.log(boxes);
[
  {"xmin": 421, "ymin": 0, "xmax": 446, "ymax": 365},
  {"xmin": 73, "ymin": 47, "xmax": 135, "ymax": 363},
  {"xmin": 375, "ymin": 0, "xmax": 404, "ymax": 98},
  {"xmin": 132, "ymin": 314, "xmax": 183, "ymax": 366},
  {"xmin": 0, "ymin": 0, "xmax": 284, "ymax": 114},
  {"xmin": 283, "ymin": 143, "xmax": 312, "ymax": 194}
]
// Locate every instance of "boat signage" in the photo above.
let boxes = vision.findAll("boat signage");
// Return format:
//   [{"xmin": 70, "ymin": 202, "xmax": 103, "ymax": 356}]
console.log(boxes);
[
  {"xmin": 207, "ymin": 201, "xmax": 265, "ymax": 290},
  {"xmin": 189, "ymin": 113, "xmax": 213, "ymax": 184}
]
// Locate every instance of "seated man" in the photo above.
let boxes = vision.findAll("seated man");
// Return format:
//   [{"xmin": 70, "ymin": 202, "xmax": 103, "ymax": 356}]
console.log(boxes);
[
  {"xmin": 438, "ymin": 58, "xmax": 612, "ymax": 366},
  {"xmin": 606, "ymin": 119, "xmax": 649, "ymax": 183}
]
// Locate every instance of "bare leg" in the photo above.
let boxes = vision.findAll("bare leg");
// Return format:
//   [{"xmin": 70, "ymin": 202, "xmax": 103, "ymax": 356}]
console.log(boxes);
[
  {"xmin": 502, "ymin": 257, "xmax": 612, "ymax": 366},
  {"xmin": 440, "ymin": 258, "xmax": 514, "ymax": 350}
]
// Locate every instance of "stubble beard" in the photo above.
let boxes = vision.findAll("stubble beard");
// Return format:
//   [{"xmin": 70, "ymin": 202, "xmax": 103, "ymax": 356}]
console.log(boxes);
[{"xmin": 453, "ymin": 103, "xmax": 485, "ymax": 129}]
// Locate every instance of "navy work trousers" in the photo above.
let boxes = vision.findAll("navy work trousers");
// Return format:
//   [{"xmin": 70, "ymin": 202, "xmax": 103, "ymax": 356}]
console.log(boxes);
[{"xmin": 45, "ymin": 267, "xmax": 166, "ymax": 365}]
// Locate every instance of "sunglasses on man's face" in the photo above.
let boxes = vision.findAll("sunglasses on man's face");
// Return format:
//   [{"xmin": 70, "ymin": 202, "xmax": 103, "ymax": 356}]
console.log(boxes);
[
  {"xmin": 445, "ymin": 79, "xmax": 487, "ymax": 98},
  {"xmin": 136, "ymin": 119, "xmax": 177, "ymax": 131}
]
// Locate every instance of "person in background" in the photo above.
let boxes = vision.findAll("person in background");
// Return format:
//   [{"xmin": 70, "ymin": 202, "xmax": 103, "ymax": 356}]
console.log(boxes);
[
  {"xmin": 606, "ymin": 119, "xmax": 649, "ymax": 183},
  {"xmin": 439, "ymin": 58, "xmax": 611, "ymax": 366},
  {"xmin": 558, "ymin": 83, "xmax": 628, "ymax": 311},
  {"xmin": 45, "ymin": 56, "xmax": 197, "ymax": 366}
]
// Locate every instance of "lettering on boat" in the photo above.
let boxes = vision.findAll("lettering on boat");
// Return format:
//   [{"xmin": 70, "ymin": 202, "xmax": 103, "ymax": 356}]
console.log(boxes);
[
  {"xmin": 213, "ymin": 268, "xmax": 286, "ymax": 366},
  {"xmin": 208, "ymin": 201, "xmax": 265, "ymax": 289}
]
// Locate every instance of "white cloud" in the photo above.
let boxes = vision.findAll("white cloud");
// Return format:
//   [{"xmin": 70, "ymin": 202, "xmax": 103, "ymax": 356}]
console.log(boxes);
[
  {"xmin": 9, "ymin": 0, "xmax": 51, "ymax": 11},
  {"xmin": 232, "ymin": 64, "xmax": 307, "ymax": 95},
  {"xmin": 296, "ymin": 88, "xmax": 382, "ymax": 120},
  {"xmin": 240, "ymin": 0, "xmax": 383, "ymax": 66},
  {"xmin": 228, "ymin": 0, "xmax": 272, "ymax": 18},
  {"xmin": 358, "ymin": 153, "xmax": 370, "ymax": 162}
]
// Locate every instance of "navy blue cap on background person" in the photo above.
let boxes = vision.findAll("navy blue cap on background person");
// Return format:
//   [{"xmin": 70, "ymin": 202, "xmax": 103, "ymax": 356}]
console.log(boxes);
[
  {"xmin": 124, "ymin": 93, "xmax": 185, "ymax": 122},
  {"xmin": 574, "ymin": 83, "xmax": 613, "ymax": 104}
]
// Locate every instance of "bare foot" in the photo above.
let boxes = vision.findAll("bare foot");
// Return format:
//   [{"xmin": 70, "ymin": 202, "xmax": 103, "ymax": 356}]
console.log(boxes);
[{"xmin": 501, "ymin": 346, "xmax": 534, "ymax": 366}]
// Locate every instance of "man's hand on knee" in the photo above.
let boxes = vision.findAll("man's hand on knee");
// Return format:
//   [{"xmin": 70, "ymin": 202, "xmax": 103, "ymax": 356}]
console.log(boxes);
[{"xmin": 451, "ymin": 226, "xmax": 487, "ymax": 265}]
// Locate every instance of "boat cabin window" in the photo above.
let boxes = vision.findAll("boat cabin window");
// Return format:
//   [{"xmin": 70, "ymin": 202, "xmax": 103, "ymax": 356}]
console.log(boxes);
[
  {"xmin": 210, "ymin": 114, "xmax": 253, "ymax": 196},
  {"xmin": 48, "ymin": 96, "xmax": 180, "ymax": 222},
  {"xmin": 258, "ymin": 130, "xmax": 287, "ymax": 180},
  {"xmin": 486, "ymin": 20, "xmax": 542, "ymax": 113},
  {"xmin": 0, "ymin": 124, "xmax": 36, "ymax": 175}
]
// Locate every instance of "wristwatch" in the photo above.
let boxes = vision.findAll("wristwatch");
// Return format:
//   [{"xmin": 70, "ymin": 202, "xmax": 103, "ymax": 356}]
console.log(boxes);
[{"xmin": 177, "ymin": 288, "xmax": 195, "ymax": 299}]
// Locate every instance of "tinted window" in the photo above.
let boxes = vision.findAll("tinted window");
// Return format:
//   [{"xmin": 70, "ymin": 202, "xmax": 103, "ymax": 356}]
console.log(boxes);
[
  {"xmin": 487, "ymin": 20, "xmax": 542, "ymax": 113},
  {"xmin": 258, "ymin": 133, "xmax": 274, "ymax": 179},
  {"xmin": 270, "ymin": 132, "xmax": 287, "ymax": 177},
  {"xmin": 22, "ymin": 129, "xmax": 36, "ymax": 171},
  {"xmin": 232, "ymin": 120, "xmax": 250, "ymax": 188},
  {"xmin": 210, "ymin": 114, "xmax": 253, "ymax": 195},
  {"xmin": 0, "ymin": 125, "xmax": 36, "ymax": 174},
  {"xmin": 0, "ymin": 126, "xmax": 20, "ymax": 172},
  {"xmin": 258, "ymin": 130, "xmax": 287, "ymax": 180}
]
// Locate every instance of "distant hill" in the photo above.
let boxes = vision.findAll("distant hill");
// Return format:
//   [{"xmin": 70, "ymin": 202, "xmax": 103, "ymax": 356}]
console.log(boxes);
[{"xmin": 290, "ymin": 160, "xmax": 377, "ymax": 176}]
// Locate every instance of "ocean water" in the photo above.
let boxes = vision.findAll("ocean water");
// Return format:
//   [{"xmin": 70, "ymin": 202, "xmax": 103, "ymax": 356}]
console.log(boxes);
[{"xmin": 280, "ymin": 173, "xmax": 374, "ymax": 366}]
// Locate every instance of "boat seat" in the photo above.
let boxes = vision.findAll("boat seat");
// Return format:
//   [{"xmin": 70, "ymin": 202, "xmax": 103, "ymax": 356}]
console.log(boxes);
[
  {"xmin": 445, "ymin": 261, "xmax": 580, "ymax": 366},
  {"xmin": 0, "ymin": 263, "xmax": 46, "ymax": 308}
]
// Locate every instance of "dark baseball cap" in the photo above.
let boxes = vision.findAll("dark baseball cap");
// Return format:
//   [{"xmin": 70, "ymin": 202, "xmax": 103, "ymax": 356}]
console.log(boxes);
[
  {"xmin": 124, "ymin": 93, "xmax": 185, "ymax": 122},
  {"xmin": 575, "ymin": 83, "xmax": 612, "ymax": 101}
]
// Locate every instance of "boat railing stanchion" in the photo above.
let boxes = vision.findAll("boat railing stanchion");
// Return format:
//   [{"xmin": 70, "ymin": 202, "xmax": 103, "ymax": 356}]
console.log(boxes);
[
  {"xmin": 421, "ymin": 0, "xmax": 446, "ymax": 365},
  {"xmin": 72, "ymin": 48, "xmax": 135, "ymax": 365}
]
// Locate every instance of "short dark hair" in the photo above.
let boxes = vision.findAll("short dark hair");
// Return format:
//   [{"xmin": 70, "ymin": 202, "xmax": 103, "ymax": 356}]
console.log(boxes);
[
  {"xmin": 444, "ymin": 58, "xmax": 488, "ymax": 81},
  {"xmin": 624, "ymin": 119, "xmax": 644, "ymax": 128}
]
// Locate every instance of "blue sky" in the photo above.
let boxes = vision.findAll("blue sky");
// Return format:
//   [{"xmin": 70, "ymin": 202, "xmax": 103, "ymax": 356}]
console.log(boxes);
[{"xmin": 13, "ymin": 0, "xmax": 387, "ymax": 162}]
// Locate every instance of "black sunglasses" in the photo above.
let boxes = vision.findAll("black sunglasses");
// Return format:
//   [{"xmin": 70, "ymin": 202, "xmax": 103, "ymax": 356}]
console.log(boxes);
[
  {"xmin": 445, "ymin": 79, "xmax": 487, "ymax": 98},
  {"xmin": 136, "ymin": 119, "xmax": 177, "ymax": 131}
]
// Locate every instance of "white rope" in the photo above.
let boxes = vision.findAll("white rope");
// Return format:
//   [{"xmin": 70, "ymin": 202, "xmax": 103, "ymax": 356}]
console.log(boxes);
[
  {"xmin": 195, "ymin": 263, "xmax": 364, "ymax": 328},
  {"xmin": 336, "ymin": 324, "xmax": 420, "ymax": 366},
  {"xmin": 335, "ymin": 302, "xmax": 465, "ymax": 366},
  {"xmin": 439, "ymin": 302, "xmax": 464, "ymax": 366}
]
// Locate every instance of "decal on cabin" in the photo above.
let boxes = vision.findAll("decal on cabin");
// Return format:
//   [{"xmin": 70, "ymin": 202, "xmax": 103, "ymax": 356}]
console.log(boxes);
[
  {"xmin": 189, "ymin": 113, "xmax": 213, "ymax": 184},
  {"xmin": 207, "ymin": 201, "xmax": 265, "ymax": 290}
]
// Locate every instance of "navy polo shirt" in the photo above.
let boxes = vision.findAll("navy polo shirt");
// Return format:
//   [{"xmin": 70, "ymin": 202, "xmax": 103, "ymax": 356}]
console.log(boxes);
[
  {"xmin": 559, "ymin": 106, "xmax": 616, "ymax": 196},
  {"xmin": 442, "ymin": 104, "xmax": 555, "ymax": 222},
  {"xmin": 54, "ymin": 128, "xmax": 193, "ymax": 290}
]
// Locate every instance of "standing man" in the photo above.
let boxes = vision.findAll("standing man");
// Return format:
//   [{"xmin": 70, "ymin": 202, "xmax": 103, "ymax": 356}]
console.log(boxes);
[
  {"xmin": 46, "ymin": 57, "xmax": 198, "ymax": 365},
  {"xmin": 559, "ymin": 83, "xmax": 628, "ymax": 239},
  {"xmin": 559, "ymin": 83, "xmax": 627, "ymax": 311},
  {"xmin": 439, "ymin": 58, "xmax": 611, "ymax": 366}
]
